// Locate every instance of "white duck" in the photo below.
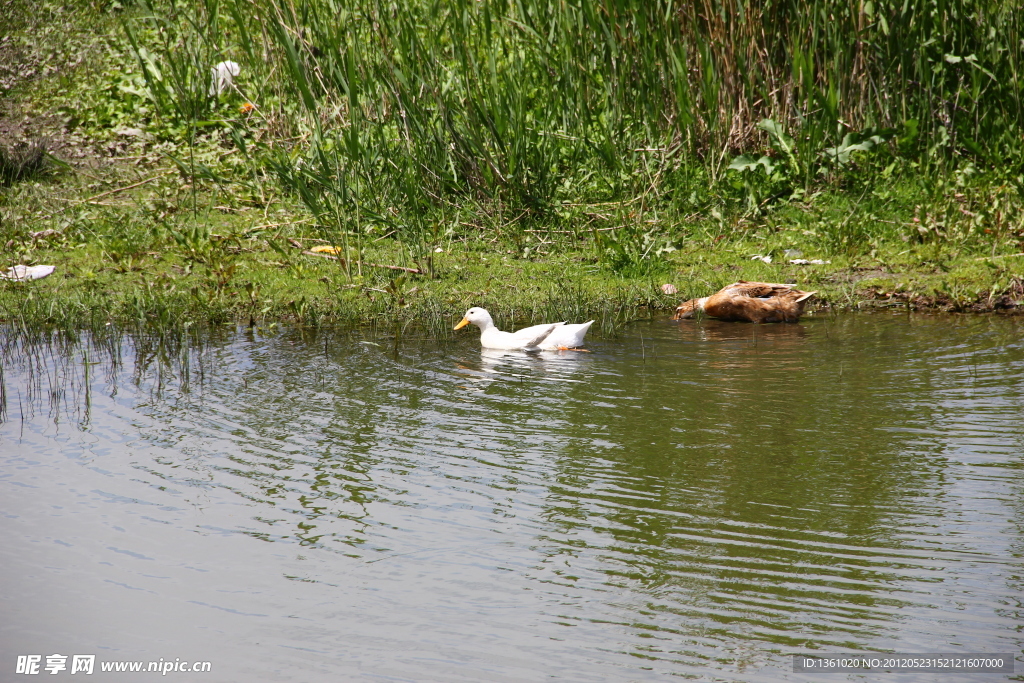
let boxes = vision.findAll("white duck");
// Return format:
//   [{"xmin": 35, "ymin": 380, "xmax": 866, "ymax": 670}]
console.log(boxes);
[{"xmin": 454, "ymin": 307, "xmax": 594, "ymax": 350}]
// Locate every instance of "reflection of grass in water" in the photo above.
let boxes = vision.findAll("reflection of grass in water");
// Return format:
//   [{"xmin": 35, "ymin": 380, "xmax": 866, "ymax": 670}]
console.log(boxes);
[
  {"xmin": 0, "ymin": 323, "xmax": 221, "ymax": 429},
  {"xmin": 0, "ymin": 329, "xmax": 111, "ymax": 428}
]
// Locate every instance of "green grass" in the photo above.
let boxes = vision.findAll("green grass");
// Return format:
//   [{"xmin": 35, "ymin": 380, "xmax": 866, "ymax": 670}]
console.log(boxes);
[{"xmin": 0, "ymin": 0, "xmax": 1022, "ymax": 336}]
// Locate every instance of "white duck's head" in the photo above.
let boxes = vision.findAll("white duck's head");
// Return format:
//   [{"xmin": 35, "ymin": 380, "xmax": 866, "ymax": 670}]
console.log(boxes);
[{"xmin": 454, "ymin": 307, "xmax": 494, "ymax": 331}]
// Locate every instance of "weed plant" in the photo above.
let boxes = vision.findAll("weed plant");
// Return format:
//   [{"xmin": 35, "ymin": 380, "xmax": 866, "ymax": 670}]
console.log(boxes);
[{"xmin": 0, "ymin": 140, "xmax": 52, "ymax": 186}]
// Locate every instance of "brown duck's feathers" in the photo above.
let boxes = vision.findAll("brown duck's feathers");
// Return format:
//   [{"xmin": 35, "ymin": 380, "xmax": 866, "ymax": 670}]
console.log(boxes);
[{"xmin": 671, "ymin": 281, "xmax": 816, "ymax": 323}]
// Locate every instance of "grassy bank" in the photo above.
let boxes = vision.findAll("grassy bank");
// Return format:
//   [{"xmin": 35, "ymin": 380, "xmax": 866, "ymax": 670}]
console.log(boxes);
[{"xmin": 1, "ymin": 0, "xmax": 1022, "ymax": 336}]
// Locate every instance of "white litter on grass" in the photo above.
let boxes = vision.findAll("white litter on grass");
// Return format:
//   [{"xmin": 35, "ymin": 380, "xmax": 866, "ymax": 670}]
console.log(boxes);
[
  {"xmin": 789, "ymin": 259, "xmax": 831, "ymax": 265},
  {"xmin": 2, "ymin": 265, "xmax": 56, "ymax": 281},
  {"xmin": 750, "ymin": 254, "xmax": 773, "ymax": 264},
  {"xmin": 209, "ymin": 61, "xmax": 241, "ymax": 96}
]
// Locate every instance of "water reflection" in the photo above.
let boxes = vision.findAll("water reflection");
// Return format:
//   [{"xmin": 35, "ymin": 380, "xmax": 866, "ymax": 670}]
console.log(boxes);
[
  {"xmin": 1, "ymin": 314, "xmax": 1022, "ymax": 681},
  {"xmin": 456, "ymin": 347, "xmax": 595, "ymax": 386}
]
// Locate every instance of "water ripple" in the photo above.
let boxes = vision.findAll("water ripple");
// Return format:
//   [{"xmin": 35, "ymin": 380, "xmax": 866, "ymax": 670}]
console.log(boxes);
[{"xmin": 2, "ymin": 315, "xmax": 1023, "ymax": 680}]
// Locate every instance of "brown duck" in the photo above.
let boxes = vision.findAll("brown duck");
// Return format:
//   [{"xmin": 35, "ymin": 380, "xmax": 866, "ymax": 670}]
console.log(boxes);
[{"xmin": 671, "ymin": 281, "xmax": 816, "ymax": 323}]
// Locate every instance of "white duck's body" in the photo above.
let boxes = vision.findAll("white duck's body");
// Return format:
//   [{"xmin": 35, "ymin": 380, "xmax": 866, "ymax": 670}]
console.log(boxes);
[{"xmin": 455, "ymin": 307, "xmax": 593, "ymax": 350}]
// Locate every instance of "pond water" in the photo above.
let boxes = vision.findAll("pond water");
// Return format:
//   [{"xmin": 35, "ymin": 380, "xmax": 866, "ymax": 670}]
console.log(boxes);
[{"xmin": 2, "ymin": 313, "xmax": 1022, "ymax": 682}]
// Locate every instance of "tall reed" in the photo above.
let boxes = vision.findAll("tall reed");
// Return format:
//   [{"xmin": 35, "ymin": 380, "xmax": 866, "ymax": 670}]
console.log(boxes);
[{"xmin": 125, "ymin": 0, "xmax": 1023, "ymax": 246}]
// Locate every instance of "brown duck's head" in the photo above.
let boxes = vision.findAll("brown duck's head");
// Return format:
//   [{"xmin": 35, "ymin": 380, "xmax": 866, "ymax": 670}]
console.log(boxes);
[{"xmin": 671, "ymin": 297, "xmax": 707, "ymax": 320}]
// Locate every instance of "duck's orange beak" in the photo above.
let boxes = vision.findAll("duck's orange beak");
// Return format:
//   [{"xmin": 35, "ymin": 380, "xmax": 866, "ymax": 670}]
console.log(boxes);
[{"xmin": 454, "ymin": 318, "xmax": 470, "ymax": 330}]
